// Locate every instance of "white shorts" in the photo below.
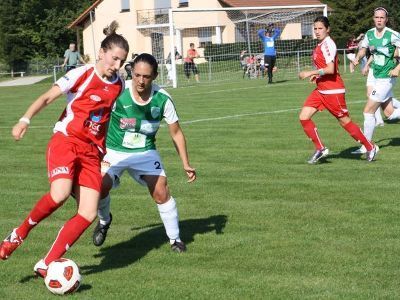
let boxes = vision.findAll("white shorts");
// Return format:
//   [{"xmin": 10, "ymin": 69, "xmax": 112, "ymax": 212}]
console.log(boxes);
[
  {"xmin": 366, "ymin": 68, "xmax": 375, "ymax": 87},
  {"xmin": 369, "ymin": 77, "xmax": 396, "ymax": 103},
  {"xmin": 101, "ymin": 148, "xmax": 166, "ymax": 188},
  {"xmin": 346, "ymin": 53, "xmax": 355, "ymax": 61}
]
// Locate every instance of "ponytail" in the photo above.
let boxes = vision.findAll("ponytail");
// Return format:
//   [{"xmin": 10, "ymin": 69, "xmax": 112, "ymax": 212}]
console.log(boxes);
[{"xmin": 100, "ymin": 21, "xmax": 129, "ymax": 53}]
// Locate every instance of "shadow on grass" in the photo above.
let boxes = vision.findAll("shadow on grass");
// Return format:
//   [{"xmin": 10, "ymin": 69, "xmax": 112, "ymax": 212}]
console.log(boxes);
[
  {"xmin": 81, "ymin": 214, "xmax": 227, "ymax": 275},
  {"xmin": 322, "ymin": 137, "xmax": 400, "ymax": 162},
  {"xmin": 19, "ymin": 276, "xmax": 92, "ymax": 294},
  {"xmin": 375, "ymin": 137, "xmax": 400, "ymax": 149}
]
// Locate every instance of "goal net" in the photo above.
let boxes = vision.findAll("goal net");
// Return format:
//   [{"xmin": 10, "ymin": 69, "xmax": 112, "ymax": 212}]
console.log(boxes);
[{"xmin": 137, "ymin": 5, "xmax": 327, "ymax": 88}]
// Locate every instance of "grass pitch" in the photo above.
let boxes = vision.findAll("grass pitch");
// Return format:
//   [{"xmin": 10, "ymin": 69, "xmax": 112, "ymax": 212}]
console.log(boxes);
[{"xmin": 0, "ymin": 73, "xmax": 400, "ymax": 299}]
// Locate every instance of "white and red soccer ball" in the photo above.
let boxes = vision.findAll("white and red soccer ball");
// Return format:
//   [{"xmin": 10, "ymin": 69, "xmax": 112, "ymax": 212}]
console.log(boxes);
[{"xmin": 44, "ymin": 258, "xmax": 82, "ymax": 295}]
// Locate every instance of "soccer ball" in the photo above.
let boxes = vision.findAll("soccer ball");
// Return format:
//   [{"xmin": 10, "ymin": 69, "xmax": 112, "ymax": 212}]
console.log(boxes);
[{"xmin": 44, "ymin": 258, "xmax": 82, "ymax": 295}]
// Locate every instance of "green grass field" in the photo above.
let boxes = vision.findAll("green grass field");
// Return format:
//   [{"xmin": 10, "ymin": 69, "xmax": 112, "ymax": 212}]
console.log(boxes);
[{"xmin": 0, "ymin": 73, "xmax": 400, "ymax": 299}]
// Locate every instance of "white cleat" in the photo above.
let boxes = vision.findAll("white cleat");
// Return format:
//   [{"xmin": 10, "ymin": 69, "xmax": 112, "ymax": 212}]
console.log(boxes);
[
  {"xmin": 34, "ymin": 259, "xmax": 48, "ymax": 278},
  {"xmin": 351, "ymin": 145, "xmax": 366, "ymax": 154},
  {"xmin": 366, "ymin": 145, "xmax": 379, "ymax": 162},
  {"xmin": 307, "ymin": 147, "xmax": 329, "ymax": 164}
]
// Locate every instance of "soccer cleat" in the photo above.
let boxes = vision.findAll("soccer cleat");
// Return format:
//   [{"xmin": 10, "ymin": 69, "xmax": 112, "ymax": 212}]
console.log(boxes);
[
  {"xmin": 366, "ymin": 145, "xmax": 379, "ymax": 162},
  {"xmin": 92, "ymin": 213, "xmax": 112, "ymax": 247},
  {"xmin": 170, "ymin": 240, "xmax": 187, "ymax": 253},
  {"xmin": 34, "ymin": 259, "xmax": 48, "ymax": 278},
  {"xmin": 0, "ymin": 228, "xmax": 23, "ymax": 260},
  {"xmin": 307, "ymin": 147, "xmax": 329, "ymax": 164},
  {"xmin": 351, "ymin": 145, "xmax": 367, "ymax": 154}
]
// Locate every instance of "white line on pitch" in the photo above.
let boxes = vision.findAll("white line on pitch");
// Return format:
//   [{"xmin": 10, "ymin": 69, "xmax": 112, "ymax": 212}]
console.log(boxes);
[{"xmin": 0, "ymin": 100, "xmax": 367, "ymax": 129}]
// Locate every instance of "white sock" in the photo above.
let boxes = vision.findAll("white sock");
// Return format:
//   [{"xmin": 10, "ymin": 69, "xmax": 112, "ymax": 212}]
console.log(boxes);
[
  {"xmin": 388, "ymin": 108, "xmax": 400, "ymax": 120},
  {"xmin": 98, "ymin": 195, "xmax": 111, "ymax": 225},
  {"xmin": 374, "ymin": 107, "xmax": 384, "ymax": 124},
  {"xmin": 392, "ymin": 97, "xmax": 400, "ymax": 108},
  {"xmin": 363, "ymin": 113, "xmax": 376, "ymax": 141},
  {"xmin": 157, "ymin": 197, "xmax": 180, "ymax": 244}
]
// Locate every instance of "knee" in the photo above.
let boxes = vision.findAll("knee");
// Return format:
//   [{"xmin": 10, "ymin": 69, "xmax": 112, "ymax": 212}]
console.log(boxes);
[
  {"xmin": 77, "ymin": 209, "xmax": 97, "ymax": 223},
  {"xmin": 299, "ymin": 113, "xmax": 310, "ymax": 121},
  {"xmin": 50, "ymin": 189, "xmax": 71, "ymax": 204},
  {"xmin": 151, "ymin": 188, "xmax": 170, "ymax": 204}
]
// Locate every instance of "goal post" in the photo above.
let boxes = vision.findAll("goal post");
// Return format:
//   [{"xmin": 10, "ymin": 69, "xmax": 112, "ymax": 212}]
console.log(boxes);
[{"xmin": 164, "ymin": 5, "xmax": 328, "ymax": 88}]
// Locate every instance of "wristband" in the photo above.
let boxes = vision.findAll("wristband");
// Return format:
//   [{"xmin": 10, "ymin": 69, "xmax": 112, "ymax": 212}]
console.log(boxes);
[
  {"xmin": 19, "ymin": 117, "xmax": 31, "ymax": 125},
  {"xmin": 318, "ymin": 69, "xmax": 325, "ymax": 76}
]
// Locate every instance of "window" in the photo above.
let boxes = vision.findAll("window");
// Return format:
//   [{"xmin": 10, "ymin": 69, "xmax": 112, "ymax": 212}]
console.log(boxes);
[
  {"xmin": 179, "ymin": 0, "xmax": 188, "ymax": 7},
  {"xmin": 198, "ymin": 27, "xmax": 212, "ymax": 48},
  {"xmin": 155, "ymin": 0, "xmax": 171, "ymax": 9},
  {"xmin": 121, "ymin": 0, "xmax": 130, "ymax": 12}
]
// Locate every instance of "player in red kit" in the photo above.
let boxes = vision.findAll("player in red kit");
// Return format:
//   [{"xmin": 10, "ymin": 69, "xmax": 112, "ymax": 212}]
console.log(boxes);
[
  {"xmin": 0, "ymin": 21, "xmax": 129, "ymax": 277},
  {"xmin": 298, "ymin": 16, "xmax": 378, "ymax": 164}
]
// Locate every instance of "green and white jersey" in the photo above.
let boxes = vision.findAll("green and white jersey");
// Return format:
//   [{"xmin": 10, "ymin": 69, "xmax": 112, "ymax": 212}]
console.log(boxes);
[
  {"xmin": 106, "ymin": 81, "xmax": 178, "ymax": 153},
  {"xmin": 360, "ymin": 27, "xmax": 400, "ymax": 78}
]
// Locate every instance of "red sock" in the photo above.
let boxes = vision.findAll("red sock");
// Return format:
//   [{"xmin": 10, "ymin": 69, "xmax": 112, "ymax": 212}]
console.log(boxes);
[
  {"xmin": 44, "ymin": 214, "xmax": 92, "ymax": 265},
  {"xmin": 300, "ymin": 119, "xmax": 324, "ymax": 150},
  {"xmin": 16, "ymin": 193, "xmax": 62, "ymax": 239},
  {"xmin": 343, "ymin": 121, "xmax": 373, "ymax": 151}
]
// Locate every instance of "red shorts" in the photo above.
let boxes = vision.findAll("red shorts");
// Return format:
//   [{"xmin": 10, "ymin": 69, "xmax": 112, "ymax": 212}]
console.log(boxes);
[
  {"xmin": 46, "ymin": 133, "xmax": 102, "ymax": 192},
  {"xmin": 303, "ymin": 89, "xmax": 349, "ymax": 118}
]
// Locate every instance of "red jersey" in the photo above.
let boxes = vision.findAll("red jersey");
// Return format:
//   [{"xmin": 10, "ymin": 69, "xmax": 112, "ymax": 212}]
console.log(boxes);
[
  {"xmin": 184, "ymin": 49, "xmax": 197, "ymax": 63},
  {"xmin": 54, "ymin": 65, "xmax": 124, "ymax": 153},
  {"xmin": 313, "ymin": 36, "xmax": 345, "ymax": 94}
]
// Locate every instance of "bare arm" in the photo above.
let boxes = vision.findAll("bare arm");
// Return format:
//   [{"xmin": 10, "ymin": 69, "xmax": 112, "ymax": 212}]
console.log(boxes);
[
  {"xmin": 362, "ymin": 55, "xmax": 374, "ymax": 76},
  {"xmin": 168, "ymin": 121, "xmax": 196, "ymax": 183},
  {"xmin": 61, "ymin": 56, "xmax": 68, "ymax": 67},
  {"xmin": 352, "ymin": 47, "xmax": 367, "ymax": 66},
  {"xmin": 298, "ymin": 61, "xmax": 335, "ymax": 81},
  {"xmin": 79, "ymin": 53, "xmax": 86, "ymax": 64},
  {"xmin": 12, "ymin": 85, "xmax": 63, "ymax": 141},
  {"xmin": 389, "ymin": 63, "xmax": 400, "ymax": 78}
]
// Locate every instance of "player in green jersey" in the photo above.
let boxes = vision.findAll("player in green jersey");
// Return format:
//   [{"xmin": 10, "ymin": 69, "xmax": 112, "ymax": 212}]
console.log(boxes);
[
  {"xmin": 352, "ymin": 7, "xmax": 400, "ymax": 154},
  {"xmin": 92, "ymin": 53, "xmax": 196, "ymax": 252}
]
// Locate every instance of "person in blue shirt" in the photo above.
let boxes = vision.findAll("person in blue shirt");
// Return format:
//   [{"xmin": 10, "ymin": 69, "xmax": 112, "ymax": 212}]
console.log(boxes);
[{"xmin": 258, "ymin": 23, "xmax": 281, "ymax": 84}]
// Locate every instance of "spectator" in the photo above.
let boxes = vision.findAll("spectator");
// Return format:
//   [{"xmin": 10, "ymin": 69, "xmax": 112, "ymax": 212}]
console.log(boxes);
[
  {"xmin": 124, "ymin": 53, "xmax": 138, "ymax": 80},
  {"xmin": 245, "ymin": 55, "xmax": 257, "ymax": 78},
  {"xmin": 166, "ymin": 47, "xmax": 182, "ymax": 83},
  {"xmin": 346, "ymin": 35, "xmax": 359, "ymax": 73},
  {"xmin": 240, "ymin": 50, "xmax": 248, "ymax": 78},
  {"xmin": 184, "ymin": 43, "xmax": 200, "ymax": 83},
  {"xmin": 61, "ymin": 42, "xmax": 86, "ymax": 72},
  {"xmin": 258, "ymin": 23, "xmax": 281, "ymax": 84}
]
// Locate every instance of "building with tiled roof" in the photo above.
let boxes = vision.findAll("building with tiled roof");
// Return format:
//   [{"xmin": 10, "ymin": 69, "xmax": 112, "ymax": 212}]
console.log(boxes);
[{"xmin": 69, "ymin": 0, "xmax": 328, "ymax": 86}]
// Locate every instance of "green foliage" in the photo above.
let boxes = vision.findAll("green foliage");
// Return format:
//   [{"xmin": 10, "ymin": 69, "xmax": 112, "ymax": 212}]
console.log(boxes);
[
  {"xmin": 0, "ymin": 0, "xmax": 92, "ymax": 71},
  {"xmin": 327, "ymin": 0, "xmax": 400, "ymax": 46}
]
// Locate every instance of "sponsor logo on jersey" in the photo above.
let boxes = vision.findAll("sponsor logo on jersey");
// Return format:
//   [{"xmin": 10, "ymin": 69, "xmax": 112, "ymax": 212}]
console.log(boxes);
[
  {"xmin": 85, "ymin": 119, "xmax": 102, "ymax": 136},
  {"xmin": 151, "ymin": 107, "xmax": 161, "ymax": 118},
  {"xmin": 120, "ymin": 118, "xmax": 136, "ymax": 129},
  {"xmin": 103, "ymin": 86, "xmax": 109, "ymax": 92},
  {"xmin": 90, "ymin": 94, "xmax": 102, "ymax": 102},
  {"xmin": 62, "ymin": 75, "xmax": 70, "ymax": 81},
  {"xmin": 49, "ymin": 166, "xmax": 69, "ymax": 178},
  {"xmin": 90, "ymin": 109, "xmax": 104, "ymax": 122}
]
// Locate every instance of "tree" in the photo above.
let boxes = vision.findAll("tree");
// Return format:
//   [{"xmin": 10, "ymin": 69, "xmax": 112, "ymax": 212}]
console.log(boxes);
[
  {"xmin": 0, "ymin": 0, "xmax": 92, "ymax": 71},
  {"xmin": 326, "ymin": 0, "xmax": 400, "ymax": 47}
]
